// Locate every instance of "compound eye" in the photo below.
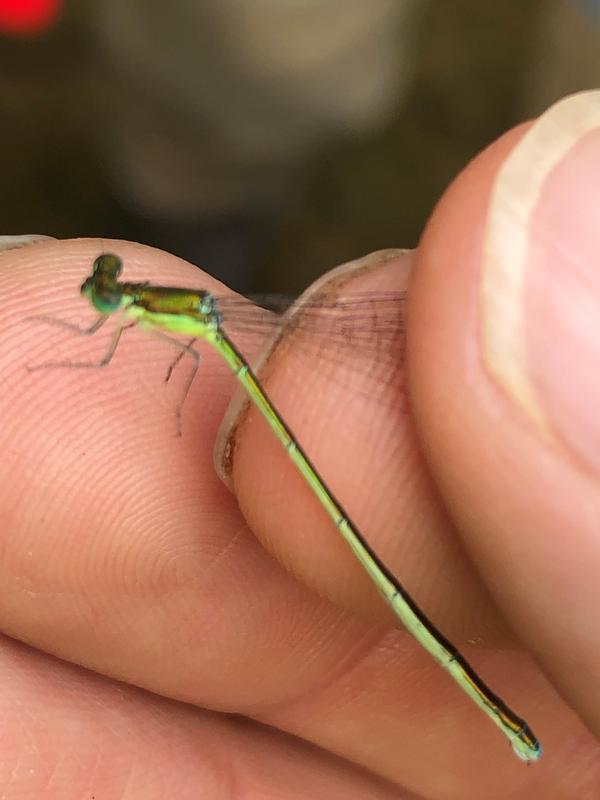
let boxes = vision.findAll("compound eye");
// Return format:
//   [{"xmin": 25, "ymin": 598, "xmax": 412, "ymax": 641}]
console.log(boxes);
[
  {"xmin": 94, "ymin": 288, "xmax": 122, "ymax": 314},
  {"xmin": 83, "ymin": 254, "xmax": 124, "ymax": 313},
  {"xmin": 82, "ymin": 281, "xmax": 122, "ymax": 314},
  {"xmin": 92, "ymin": 253, "xmax": 123, "ymax": 280}
]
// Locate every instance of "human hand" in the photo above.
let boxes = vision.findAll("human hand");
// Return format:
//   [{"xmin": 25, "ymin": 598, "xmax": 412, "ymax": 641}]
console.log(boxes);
[{"xmin": 1, "ymin": 90, "xmax": 599, "ymax": 798}]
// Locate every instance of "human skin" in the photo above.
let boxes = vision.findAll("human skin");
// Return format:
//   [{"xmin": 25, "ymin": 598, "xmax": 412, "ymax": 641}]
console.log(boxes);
[{"xmin": 1, "ymin": 93, "xmax": 599, "ymax": 798}]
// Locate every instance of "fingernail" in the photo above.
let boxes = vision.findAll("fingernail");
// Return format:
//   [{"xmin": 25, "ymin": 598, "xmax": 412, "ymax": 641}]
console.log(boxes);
[
  {"xmin": 481, "ymin": 90, "xmax": 600, "ymax": 470},
  {"xmin": 214, "ymin": 248, "xmax": 407, "ymax": 486},
  {"xmin": 0, "ymin": 234, "xmax": 54, "ymax": 252}
]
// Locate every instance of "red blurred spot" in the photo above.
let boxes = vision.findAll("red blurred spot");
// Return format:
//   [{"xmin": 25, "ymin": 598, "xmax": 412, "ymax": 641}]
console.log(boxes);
[{"xmin": 0, "ymin": 0, "xmax": 62, "ymax": 35}]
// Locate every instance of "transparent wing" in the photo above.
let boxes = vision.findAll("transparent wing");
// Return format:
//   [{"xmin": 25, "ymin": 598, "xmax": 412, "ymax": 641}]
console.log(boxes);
[{"xmin": 215, "ymin": 291, "xmax": 407, "ymax": 407}]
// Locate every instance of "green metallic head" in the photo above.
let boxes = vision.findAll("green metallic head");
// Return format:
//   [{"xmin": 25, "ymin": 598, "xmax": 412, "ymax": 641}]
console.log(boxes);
[{"xmin": 81, "ymin": 253, "xmax": 124, "ymax": 314}]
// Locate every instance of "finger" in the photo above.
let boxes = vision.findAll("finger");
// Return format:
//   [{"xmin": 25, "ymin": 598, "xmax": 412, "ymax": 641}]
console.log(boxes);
[
  {"xmin": 222, "ymin": 245, "xmax": 592, "ymax": 793},
  {"xmin": 1, "ymin": 236, "xmax": 354, "ymax": 705},
  {"xmin": 222, "ymin": 248, "xmax": 505, "ymax": 642},
  {"xmin": 1, "ymin": 238, "xmax": 453, "ymax": 795},
  {"xmin": 408, "ymin": 92, "xmax": 600, "ymax": 749},
  {"xmin": 229, "ymin": 136, "xmax": 598, "ymax": 791},
  {"xmin": 0, "ymin": 225, "xmax": 592, "ymax": 797},
  {"xmin": 1, "ymin": 635, "xmax": 408, "ymax": 800}
]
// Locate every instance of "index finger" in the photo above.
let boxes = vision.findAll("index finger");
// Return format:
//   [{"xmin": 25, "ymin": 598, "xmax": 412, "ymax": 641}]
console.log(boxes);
[{"xmin": 0, "ymin": 232, "xmax": 591, "ymax": 797}]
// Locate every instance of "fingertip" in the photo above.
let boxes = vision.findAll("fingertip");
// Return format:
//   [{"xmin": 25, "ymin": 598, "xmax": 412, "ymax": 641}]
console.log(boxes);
[
  {"xmin": 229, "ymin": 247, "xmax": 506, "ymax": 642},
  {"xmin": 0, "ymin": 236, "xmax": 244, "ymax": 675},
  {"xmin": 407, "ymin": 93, "xmax": 600, "ymax": 736}
]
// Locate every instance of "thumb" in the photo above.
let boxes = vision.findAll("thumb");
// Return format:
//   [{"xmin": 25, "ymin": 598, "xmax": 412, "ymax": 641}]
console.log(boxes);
[{"xmin": 408, "ymin": 90, "xmax": 600, "ymax": 741}]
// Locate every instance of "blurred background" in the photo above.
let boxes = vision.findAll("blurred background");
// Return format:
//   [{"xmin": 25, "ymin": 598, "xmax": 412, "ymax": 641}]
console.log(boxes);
[{"xmin": 0, "ymin": 0, "xmax": 598, "ymax": 294}]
